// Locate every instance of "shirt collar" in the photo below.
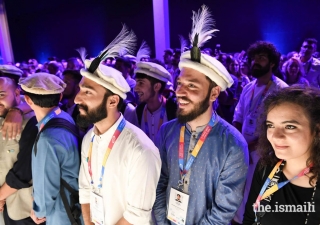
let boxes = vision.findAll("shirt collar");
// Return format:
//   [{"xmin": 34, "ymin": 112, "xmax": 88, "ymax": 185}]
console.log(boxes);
[
  {"xmin": 93, "ymin": 113, "xmax": 124, "ymax": 139},
  {"xmin": 37, "ymin": 107, "xmax": 61, "ymax": 131}
]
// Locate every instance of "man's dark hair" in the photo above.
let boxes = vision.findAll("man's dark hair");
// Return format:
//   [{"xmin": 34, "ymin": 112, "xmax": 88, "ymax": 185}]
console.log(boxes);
[
  {"xmin": 62, "ymin": 69, "xmax": 82, "ymax": 83},
  {"xmin": 304, "ymin": 38, "xmax": 318, "ymax": 48},
  {"xmin": 135, "ymin": 73, "xmax": 166, "ymax": 94},
  {"xmin": 247, "ymin": 41, "xmax": 281, "ymax": 73},
  {"xmin": 164, "ymin": 49, "xmax": 173, "ymax": 56},
  {"xmin": 24, "ymin": 91, "xmax": 61, "ymax": 108},
  {"xmin": 116, "ymin": 57, "xmax": 132, "ymax": 69}
]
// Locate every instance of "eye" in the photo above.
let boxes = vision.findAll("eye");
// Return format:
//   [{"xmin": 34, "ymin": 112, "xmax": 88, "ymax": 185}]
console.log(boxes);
[
  {"xmin": 85, "ymin": 90, "xmax": 91, "ymax": 95},
  {"xmin": 188, "ymin": 83, "xmax": 196, "ymax": 88},
  {"xmin": 285, "ymin": 125, "xmax": 296, "ymax": 130},
  {"xmin": 266, "ymin": 123, "xmax": 274, "ymax": 129}
]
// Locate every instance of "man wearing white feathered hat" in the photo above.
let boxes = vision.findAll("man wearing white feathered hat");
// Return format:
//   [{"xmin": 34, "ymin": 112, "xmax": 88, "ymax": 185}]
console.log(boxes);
[
  {"xmin": 153, "ymin": 5, "xmax": 249, "ymax": 225},
  {"xmin": 75, "ymin": 25, "xmax": 161, "ymax": 225}
]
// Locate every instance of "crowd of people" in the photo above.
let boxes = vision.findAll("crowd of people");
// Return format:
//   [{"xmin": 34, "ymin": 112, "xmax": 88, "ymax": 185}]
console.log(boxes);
[{"xmin": 0, "ymin": 5, "xmax": 320, "ymax": 225}]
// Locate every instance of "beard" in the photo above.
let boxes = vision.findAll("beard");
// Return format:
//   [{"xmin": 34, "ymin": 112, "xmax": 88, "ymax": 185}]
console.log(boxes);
[
  {"xmin": 0, "ymin": 98, "xmax": 18, "ymax": 118},
  {"xmin": 177, "ymin": 91, "xmax": 211, "ymax": 124},
  {"xmin": 251, "ymin": 63, "xmax": 271, "ymax": 78},
  {"xmin": 76, "ymin": 93, "xmax": 109, "ymax": 128}
]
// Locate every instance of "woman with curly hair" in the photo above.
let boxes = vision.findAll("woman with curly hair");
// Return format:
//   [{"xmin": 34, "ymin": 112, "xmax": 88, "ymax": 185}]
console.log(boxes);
[
  {"xmin": 243, "ymin": 86, "xmax": 320, "ymax": 225},
  {"xmin": 284, "ymin": 57, "xmax": 310, "ymax": 86}
]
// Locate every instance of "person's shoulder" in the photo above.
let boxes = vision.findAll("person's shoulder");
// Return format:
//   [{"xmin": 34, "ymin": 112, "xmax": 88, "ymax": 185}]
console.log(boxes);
[
  {"xmin": 214, "ymin": 116, "xmax": 247, "ymax": 148},
  {"xmin": 312, "ymin": 57, "xmax": 320, "ymax": 66},
  {"xmin": 274, "ymin": 76, "xmax": 288, "ymax": 88}
]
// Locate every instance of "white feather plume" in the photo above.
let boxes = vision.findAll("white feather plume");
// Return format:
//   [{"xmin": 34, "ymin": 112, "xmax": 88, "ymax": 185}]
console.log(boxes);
[
  {"xmin": 179, "ymin": 35, "xmax": 189, "ymax": 53},
  {"xmin": 189, "ymin": 5, "xmax": 219, "ymax": 47},
  {"xmin": 99, "ymin": 24, "xmax": 137, "ymax": 60},
  {"xmin": 76, "ymin": 47, "xmax": 87, "ymax": 63},
  {"xmin": 136, "ymin": 41, "xmax": 151, "ymax": 61}
]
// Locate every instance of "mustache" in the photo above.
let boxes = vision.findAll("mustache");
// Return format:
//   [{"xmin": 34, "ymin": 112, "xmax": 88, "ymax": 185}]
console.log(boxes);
[
  {"xmin": 177, "ymin": 97, "xmax": 192, "ymax": 103},
  {"xmin": 77, "ymin": 104, "xmax": 88, "ymax": 112},
  {"xmin": 252, "ymin": 64, "xmax": 262, "ymax": 69}
]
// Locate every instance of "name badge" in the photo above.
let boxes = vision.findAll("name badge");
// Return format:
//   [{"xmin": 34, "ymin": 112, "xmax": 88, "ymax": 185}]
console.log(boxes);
[
  {"xmin": 90, "ymin": 191, "xmax": 105, "ymax": 225},
  {"xmin": 167, "ymin": 188, "xmax": 189, "ymax": 225},
  {"xmin": 242, "ymin": 112, "xmax": 259, "ymax": 142}
]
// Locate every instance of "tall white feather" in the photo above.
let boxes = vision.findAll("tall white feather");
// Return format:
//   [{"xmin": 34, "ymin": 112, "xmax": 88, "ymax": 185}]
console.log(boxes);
[
  {"xmin": 189, "ymin": 5, "xmax": 219, "ymax": 47},
  {"xmin": 99, "ymin": 24, "xmax": 137, "ymax": 60},
  {"xmin": 136, "ymin": 41, "xmax": 151, "ymax": 62},
  {"xmin": 76, "ymin": 47, "xmax": 87, "ymax": 63},
  {"xmin": 179, "ymin": 35, "xmax": 189, "ymax": 53}
]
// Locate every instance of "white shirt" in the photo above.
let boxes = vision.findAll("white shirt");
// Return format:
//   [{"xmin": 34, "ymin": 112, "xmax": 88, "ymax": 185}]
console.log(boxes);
[
  {"xmin": 233, "ymin": 76, "xmax": 287, "ymax": 223},
  {"xmin": 132, "ymin": 101, "xmax": 168, "ymax": 143},
  {"xmin": 233, "ymin": 76, "xmax": 288, "ymax": 142},
  {"xmin": 301, "ymin": 57, "xmax": 320, "ymax": 88},
  {"xmin": 79, "ymin": 115, "xmax": 161, "ymax": 225}
]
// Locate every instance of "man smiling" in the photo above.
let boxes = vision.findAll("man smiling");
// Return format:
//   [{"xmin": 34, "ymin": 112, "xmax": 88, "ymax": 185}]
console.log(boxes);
[{"xmin": 153, "ymin": 5, "xmax": 248, "ymax": 225}]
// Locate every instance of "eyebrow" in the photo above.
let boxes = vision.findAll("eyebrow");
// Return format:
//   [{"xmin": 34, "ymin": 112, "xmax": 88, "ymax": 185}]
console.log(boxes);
[
  {"xmin": 177, "ymin": 78, "xmax": 201, "ymax": 84},
  {"xmin": 266, "ymin": 120, "xmax": 301, "ymax": 125},
  {"xmin": 80, "ymin": 84, "xmax": 96, "ymax": 91}
]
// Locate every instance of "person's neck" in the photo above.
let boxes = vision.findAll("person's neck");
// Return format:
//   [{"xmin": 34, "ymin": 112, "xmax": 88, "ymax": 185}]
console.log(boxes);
[
  {"xmin": 256, "ymin": 72, "xmax": 273, "ymax": 87},
  {"xmin": 287, "ymin": 75, "xmax": 298, "ymax": 84},
  {"xmin": 146, "ymin": 94, "xmax": 163, "ymax": 113},
  {"xmin": 35, "ymin": 106, "xmax": 57, "ymax": 122},
  {"xmin": 94, "ymin": 111, "xmax": 121, "ymax": 135},
  {"xmin": 284, "ymin": 155, "xmax": 310, "ymax": 178},
  {"xmin": 66, "ymin": 97, "xmax": 75, "ymax": 108},
  {"xmin": 300, "ymin": 55, "xmax": 312, "ymax": 63},
  {"xmin": 187, "ymin": 106, "xmax": 213, "ymax": 132}
]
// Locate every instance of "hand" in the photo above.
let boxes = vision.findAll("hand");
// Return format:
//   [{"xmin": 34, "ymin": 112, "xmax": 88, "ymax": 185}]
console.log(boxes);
[
  {"xmin": 1, "ymin": 109, "xmax": 23, "ymax": 140},
  {"xmin": 30, "ymin": 209, "xmax": 46, "ymax": 224},
  {"xmin": 0, "ymin": 199, "xmax": 6, "ymax": 212}
]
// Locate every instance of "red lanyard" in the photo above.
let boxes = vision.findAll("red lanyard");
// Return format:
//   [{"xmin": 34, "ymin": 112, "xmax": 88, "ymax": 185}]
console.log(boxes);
[
  {"xmin": 87, "ymin": 118, "xmax": 126, "ymax": 189},
  {"xmin": 178, "ymin": 113, "xmax": 215, "ymax": 188},
  {"xmin": 143, "ymin": 97, "xmax": 166, "ymax": 138},
  {"xmin": 248, "ymin": 79, "xmax": 273, "ymax": 113}
]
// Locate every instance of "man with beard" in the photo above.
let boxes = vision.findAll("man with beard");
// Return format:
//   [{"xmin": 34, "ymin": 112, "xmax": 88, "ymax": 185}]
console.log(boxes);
[
  {"xmin": 153, "ymin": 5, "xmax": 248, "ymax": 225},
  {"xmin": 61, "ymin": 70, "xmax": 82, "ymax": 122},
  {"xmin": 0, "ymin": 77, "xmax": 38, "ymax": 225},
  {"xmin": 133, "ymin": 61, "xmax": 176, "ymax": 142},
  {"xmin": 19, "ymin": 73, "xmax": 81, "ymax": 225},
  {"xmin": 299, "ymin": 38, "xmax": 320, "ymax": 88},
  {"xmin": 76, "ymin": 27, "xmax": 161, "ymax": 225},
  {"xmin": 232, "ymin": 41, "xmax": 287, "ymax": 225}
]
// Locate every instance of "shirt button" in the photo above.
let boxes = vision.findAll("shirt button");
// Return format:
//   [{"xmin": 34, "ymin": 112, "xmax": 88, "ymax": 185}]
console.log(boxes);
[
  {"xmin": 189, "ymin": 150, "xmax": 192, "ymax": 153},
  {"xmin": 192, "ymin": 134, "xmax": 196, "ymax": 138},
  {"xmin": 185, "ymin": 180, "xmax": 188, "ymax": 184}
]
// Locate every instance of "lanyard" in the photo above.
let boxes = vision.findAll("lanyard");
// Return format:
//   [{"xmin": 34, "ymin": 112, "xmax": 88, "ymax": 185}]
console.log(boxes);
[
  {"xmin": 254, "ymin": 160, "xmax": 312, "ymax": 211},
  {"xmin": 178, "ymin": 113, "xmax": 216, "ymax": 189},
  {"xmin": 248, "ymin": 78, "xmax": 273, "ymax": 114},
  {"xmin": 306, "ymin": 60, "xmax": 312, "ymax": 75},
  {"xmin": 143, "ymin": 97, "xmax": 166, "ymax": 138},
  {"xmin": 87, "ymin": 118, "xmax": 126, "ymax": 189},
  {"xmin": 39, "ymin": 108, "xmax": 61, "ymax": 131}
]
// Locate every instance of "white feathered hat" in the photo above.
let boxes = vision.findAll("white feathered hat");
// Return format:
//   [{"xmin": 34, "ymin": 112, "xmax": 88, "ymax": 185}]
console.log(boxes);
[
  {"xmin": 178, "ymin": 5, "xmax": 233, "ymax": 91},
  {"xmin": 77, "ymin": 25, "xmax": 136, "ymax": 99}
]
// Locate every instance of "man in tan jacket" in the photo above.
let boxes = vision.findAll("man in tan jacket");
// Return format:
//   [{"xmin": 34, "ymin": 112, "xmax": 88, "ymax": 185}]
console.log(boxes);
[{"xmin": 0, "ymin": 77, "xmax": 38, "ymax": 225}]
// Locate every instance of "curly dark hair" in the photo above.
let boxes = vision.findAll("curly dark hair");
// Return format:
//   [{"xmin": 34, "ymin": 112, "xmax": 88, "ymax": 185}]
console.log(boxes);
[
  {"xmin": 257, "ymin": 86, "xmax": 320, "ymax": 185},
  {"xmin": 247, "ymin": 41, "xmax": 281, "ymax": 73}
]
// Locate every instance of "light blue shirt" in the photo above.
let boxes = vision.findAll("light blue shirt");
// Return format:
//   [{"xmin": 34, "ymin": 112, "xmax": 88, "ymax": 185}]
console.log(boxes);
[
  {"xmin": 153, "ymin": 115, "xmax": 249, "ymax": 225},
  {"xmin": 32, "ymin": 107, "xmax": 81, "ymax": 225}
]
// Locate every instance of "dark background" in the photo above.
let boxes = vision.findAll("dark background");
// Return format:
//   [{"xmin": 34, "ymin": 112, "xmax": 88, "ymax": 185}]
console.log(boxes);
[{"xmin": 4, "ymin": 0, "xmax": 320, "ymax": 63}]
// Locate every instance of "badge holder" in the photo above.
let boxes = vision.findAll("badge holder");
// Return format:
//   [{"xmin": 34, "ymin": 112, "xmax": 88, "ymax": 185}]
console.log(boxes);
[
  {"xmin": 167, "ymin": 181, "xmax": 190, "ymax": 225},
  {"xmin": 90, "ymin": 191, "xmax": 105, "ymax": 225}
]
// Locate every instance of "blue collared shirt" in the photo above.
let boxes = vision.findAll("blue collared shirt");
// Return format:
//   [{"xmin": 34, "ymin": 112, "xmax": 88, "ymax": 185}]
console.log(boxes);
[{"xmin": 32, "ymin": 107, "xmax": 80, "ymax": 225}]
